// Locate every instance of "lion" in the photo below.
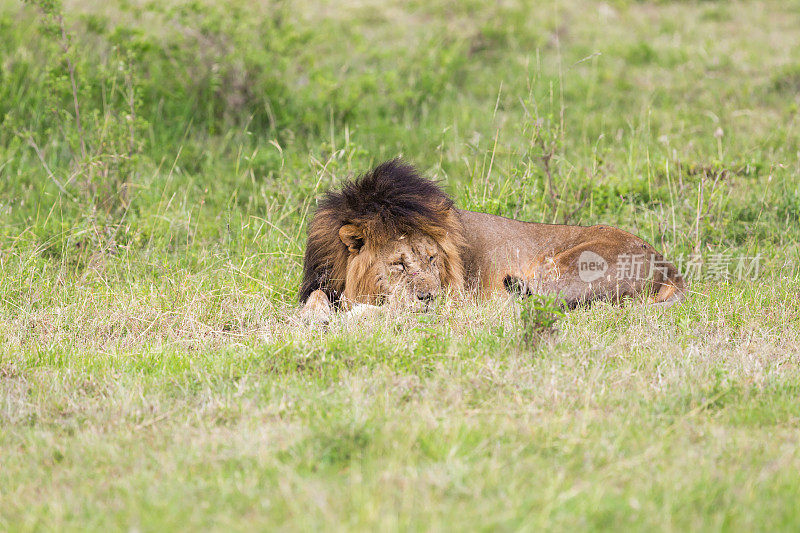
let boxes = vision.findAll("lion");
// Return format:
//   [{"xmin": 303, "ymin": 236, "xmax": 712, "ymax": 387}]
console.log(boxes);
[{"xmin": 299, "ymin": 159, "xmax": 685, "ymax": 322}]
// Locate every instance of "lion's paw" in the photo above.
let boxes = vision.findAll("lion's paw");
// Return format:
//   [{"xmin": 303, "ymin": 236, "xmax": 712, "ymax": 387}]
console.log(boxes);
[{"xmin": 298, "ymin": 289, "xmax": 333, "ymax": 325}]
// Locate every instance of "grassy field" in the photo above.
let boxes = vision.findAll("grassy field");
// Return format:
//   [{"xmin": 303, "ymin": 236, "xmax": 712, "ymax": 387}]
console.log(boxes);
[{"xmin": 2, "ymin": 0, "xmax": 800, "ymax": 530}]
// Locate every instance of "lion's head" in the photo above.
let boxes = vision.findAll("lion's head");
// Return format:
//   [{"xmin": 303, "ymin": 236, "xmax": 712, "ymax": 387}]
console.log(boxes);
[{"xmin": 299, "ymin": 159, "xmax": 465, "ymax": 310}]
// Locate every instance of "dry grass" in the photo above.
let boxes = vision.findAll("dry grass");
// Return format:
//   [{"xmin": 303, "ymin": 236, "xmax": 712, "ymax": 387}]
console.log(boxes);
[{"xmin": 3, "ymin": 0, "xmax": 800, "ymax": 529}]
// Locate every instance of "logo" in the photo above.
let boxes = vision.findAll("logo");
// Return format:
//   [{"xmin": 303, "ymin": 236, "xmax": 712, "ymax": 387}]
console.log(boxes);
[{"xmin": 578, "ymin": 250, "xmax": 608, "ymax": 282}]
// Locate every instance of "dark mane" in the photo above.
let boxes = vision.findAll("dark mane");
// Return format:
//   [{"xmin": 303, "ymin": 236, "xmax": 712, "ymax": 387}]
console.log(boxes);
[{"xmin": 299, "ymin": 159, "xmax": 464, "ymax": 303}]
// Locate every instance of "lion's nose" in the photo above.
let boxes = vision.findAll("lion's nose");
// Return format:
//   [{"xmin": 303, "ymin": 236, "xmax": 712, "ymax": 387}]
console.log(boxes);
[{"xmin": 416, "ymin": 291, "xmax": 435, "ymax": 302}]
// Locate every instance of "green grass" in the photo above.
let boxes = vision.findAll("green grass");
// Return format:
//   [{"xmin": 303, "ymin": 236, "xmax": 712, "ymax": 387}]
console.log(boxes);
[{"xmin": 1, "ymin": 0, "xmax": 800, "ymax": 530}]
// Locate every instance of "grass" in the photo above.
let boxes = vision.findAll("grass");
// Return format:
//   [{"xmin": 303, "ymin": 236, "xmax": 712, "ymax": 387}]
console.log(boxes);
[{"xmin": 1, "ymin": 0, "xmax": 800, "ymax": 530}]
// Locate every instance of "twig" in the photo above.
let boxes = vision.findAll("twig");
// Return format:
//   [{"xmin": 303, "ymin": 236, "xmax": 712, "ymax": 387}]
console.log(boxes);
[
  {"xmin": 21, "ymin": 132, "xmax": 74, "ymax": 199},
  {"xmin": 55, "ymin": 13, "xmax": 87, "ymax": 160},
  {"xmin": 539, "ymin": 137, "xmax": 558, "ymax": 203},
  {"xmin": 562, "ymin": 186, "xmax": 590, "ymax": 224},
  {"xmin": 134, "ymin": 407, "xmax": 179, "ymax": 431},
  {"xmin": 535, "ymin": 134, "xmax": 590, "ymax": 224}
]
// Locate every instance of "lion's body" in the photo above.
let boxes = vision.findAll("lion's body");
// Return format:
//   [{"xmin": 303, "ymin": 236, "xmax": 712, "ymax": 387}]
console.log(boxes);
[
  {"xmin": 456, "ymin": 209, "xmax": 684, "ymax": 305},
  {"xmin": 299, "ymin": 160, "xmax": 685, "ymax": 321}
]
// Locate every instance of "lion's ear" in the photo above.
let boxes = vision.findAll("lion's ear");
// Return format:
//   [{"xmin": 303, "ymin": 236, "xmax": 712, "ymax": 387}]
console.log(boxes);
[{"xmin": 339, "ymin": 224, "xmax": 365, "ymax": 253}]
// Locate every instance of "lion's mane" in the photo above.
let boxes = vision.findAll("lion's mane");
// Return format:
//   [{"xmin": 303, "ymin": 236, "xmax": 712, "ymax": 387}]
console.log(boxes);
[{"xmin": 299, "ymin": 159, "xmax": 465, "ymax": 304}]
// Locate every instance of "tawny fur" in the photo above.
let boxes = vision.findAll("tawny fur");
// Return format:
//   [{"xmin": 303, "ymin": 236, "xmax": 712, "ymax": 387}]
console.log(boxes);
[
  {"xmin": 299, "ymin": 159, "xmax": 686, "ymax": 319},
  {"xmin": 300, "ymin": 159, "xmax": 465, "ymax": 306}
]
